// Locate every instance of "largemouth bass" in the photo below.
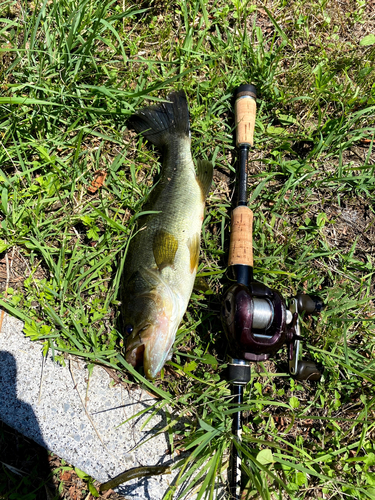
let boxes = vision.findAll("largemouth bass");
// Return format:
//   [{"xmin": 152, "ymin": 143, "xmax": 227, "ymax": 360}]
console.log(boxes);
[{"xmin": 121, "ymin": 91, "xmax": 213, "ymax": 380}]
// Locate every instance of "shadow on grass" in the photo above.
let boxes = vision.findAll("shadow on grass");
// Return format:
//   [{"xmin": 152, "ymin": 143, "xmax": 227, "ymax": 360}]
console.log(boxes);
[{"xmin": 0, "ymin": 351, "xmax": 57, "ymax": 499}]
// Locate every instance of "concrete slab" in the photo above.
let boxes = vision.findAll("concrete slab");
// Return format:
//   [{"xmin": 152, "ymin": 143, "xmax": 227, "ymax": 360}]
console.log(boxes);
[{"xmin": 0, "ymin": 312, "xmax": 177, "ymax": 499}]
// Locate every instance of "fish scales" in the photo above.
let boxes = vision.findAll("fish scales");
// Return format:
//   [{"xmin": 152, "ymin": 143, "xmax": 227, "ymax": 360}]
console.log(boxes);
[{"xmin": 121, "ymin": 91, "xmax": 213, "ymax": 379}]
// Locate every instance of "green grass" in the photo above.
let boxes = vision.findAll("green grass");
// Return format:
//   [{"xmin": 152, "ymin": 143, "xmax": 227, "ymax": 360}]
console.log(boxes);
[{"xmin": 1, "ymin": 0, "xmax": 375, "ymax": 498}]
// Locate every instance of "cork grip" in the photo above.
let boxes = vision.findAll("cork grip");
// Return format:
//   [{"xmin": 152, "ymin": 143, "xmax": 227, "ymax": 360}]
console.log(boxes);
[
  {"xmin": 228, "ymin": 206, "xmax": 253, "ymax": 267},
  {"xmin": 235, "ymin": 96, "xmax": 256, "ymax": 147}
]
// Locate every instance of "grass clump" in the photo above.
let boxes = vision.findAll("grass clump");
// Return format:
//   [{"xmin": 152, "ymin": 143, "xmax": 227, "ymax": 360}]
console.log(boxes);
[{"xmin": 1, "ymin": 0, "xmax": 375, "ymax": 498}]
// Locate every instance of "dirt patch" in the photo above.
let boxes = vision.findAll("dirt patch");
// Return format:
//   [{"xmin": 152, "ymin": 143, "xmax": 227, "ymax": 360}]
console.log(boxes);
[{"xmin": 0, "ymin": 247, "xmax": 47, "ymax": 292}]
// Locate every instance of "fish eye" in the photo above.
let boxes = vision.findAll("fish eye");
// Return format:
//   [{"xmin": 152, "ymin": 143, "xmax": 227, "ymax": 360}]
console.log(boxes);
[{"xmin": 125, "ymin": 324, "xmax": 134, "ymax": 335}]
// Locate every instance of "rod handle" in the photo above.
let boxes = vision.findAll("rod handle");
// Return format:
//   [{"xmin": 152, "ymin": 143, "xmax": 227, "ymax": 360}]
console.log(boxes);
[
  {"xmin": 234, "ymin": 84, "xmax": 257, "ymax": 147},
  {"xmin": 228, "ymin": 206, "xmax": 253, "ymax": 267}
]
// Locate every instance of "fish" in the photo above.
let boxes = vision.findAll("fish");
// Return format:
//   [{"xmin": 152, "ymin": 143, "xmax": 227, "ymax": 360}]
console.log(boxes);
[{"xmin": 121, "ymin": 90, "xmax": 213, "ymax": 380}]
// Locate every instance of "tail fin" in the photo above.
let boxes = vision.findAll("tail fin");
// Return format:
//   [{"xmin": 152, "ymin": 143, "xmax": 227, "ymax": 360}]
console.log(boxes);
[{"xmin": 128, "ymin": 90, "xmax": 190, "ymax": 149}]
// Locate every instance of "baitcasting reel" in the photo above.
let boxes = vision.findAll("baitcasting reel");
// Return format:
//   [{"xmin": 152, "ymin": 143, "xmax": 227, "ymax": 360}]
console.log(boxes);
[{"xmin": 222, "ymin": 283, "xmax": 323, "ymax": 381}]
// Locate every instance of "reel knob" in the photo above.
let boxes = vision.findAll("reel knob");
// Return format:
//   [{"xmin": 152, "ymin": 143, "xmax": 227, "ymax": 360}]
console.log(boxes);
[
  {"xmin": 294, "ymin": 360, "xmax": 321, "ymax": 381},
  {"xmin": 296, "ymin": 294, "xmax": 324, "ymax": 314}
]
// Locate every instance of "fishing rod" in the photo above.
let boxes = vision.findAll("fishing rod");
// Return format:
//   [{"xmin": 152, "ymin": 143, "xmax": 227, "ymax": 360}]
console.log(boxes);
[{"xmin": 221, "ymin": 84, "xmax": 323, "ymax": 499}]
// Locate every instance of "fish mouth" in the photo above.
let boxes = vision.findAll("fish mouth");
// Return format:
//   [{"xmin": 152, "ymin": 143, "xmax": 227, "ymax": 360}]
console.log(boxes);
[
  {"xmin": 125, "ymin": 324, "xmax": 150, "ymax": 370},
  {"xmin": 126, "ymin": 343, "xmax": 145, "ymax": 369},
  {"xmin": 125, "ymin": 321, "xmax": 175, "ymax": 380}
]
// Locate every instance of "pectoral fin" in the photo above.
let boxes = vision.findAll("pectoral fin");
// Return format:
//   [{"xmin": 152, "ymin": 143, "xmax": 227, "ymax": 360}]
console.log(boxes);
[
  {"xmin": 153, "ymin": 229, "xmax": 178, "ymax": 271},
  {"xmin": 196, "ymin": 160, "xmax": 213, "ymax": 199},
  {"xmin": 187, "ymin": 233, "xmax": 200, "ymax": 273},
  {"xmin": 193, "ymin": 276, "xmax": 211, "ymax": 292}
]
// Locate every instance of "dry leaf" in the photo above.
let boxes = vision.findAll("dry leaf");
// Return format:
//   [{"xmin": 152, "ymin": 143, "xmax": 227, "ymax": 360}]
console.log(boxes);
[{"xmin": 88, "ymin": 170, "xmax": 107, "ymax": 194}]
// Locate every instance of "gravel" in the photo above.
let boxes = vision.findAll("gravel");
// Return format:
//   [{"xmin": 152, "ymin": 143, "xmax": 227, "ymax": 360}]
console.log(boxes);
[{"xmin": 0, "ymin": 312, "xmax": 177, "ymax": 499}]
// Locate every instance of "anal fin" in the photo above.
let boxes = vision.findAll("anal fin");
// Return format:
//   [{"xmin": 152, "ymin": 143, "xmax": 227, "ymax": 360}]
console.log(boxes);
[{"xmin": 187, "ymin": 233, "xmax": 200, "ymax": 274}]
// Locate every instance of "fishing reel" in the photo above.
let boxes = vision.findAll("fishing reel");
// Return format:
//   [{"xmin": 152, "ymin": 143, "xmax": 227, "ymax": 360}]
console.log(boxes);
[{"xmin": 222, "ymin": 282, "xmax": 323, "ymax": 381}]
